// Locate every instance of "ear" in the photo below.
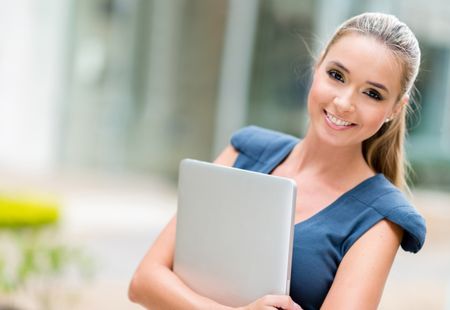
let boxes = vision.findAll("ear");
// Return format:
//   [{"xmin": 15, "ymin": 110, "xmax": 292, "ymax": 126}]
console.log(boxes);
[{"xmin": 391, "ymin": 94, "xmax": 409, "ymax": 118}]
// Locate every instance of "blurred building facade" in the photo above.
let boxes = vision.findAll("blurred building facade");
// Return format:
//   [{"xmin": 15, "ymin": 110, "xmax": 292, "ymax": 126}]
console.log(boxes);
[{"xmin": 1, "ymin": 0, "xmax": 449, "ymax": 187}]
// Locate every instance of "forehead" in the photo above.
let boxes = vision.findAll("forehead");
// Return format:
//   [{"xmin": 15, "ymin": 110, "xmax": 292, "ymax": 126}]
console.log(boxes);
[{"xmin": 323, "ymin": 33, "xmax": 402, "ymax": 93}]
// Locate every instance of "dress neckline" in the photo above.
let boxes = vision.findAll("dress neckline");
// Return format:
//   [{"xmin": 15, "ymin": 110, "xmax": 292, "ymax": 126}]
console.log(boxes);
[
  {"xmin": 293, "ymin": 173, "xmax": 382, "ymax": 226},
  {"xmin": 264, "ymin": 140, "xmax": 382, "ymax": 227}
]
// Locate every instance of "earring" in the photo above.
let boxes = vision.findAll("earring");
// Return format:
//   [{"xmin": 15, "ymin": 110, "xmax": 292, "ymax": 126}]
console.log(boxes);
[{"xmin": 384, "ymin": 117, "xmax": 391, "ymax": 123}]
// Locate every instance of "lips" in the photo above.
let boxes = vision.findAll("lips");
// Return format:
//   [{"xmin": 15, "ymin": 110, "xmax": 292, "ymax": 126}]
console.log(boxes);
[{"xmin": 323, "ymin": 110, "xmax": 357, "ymax": 129}]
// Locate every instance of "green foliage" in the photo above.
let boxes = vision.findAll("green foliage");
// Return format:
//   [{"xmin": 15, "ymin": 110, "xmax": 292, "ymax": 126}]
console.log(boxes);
[{"xmin": 0, "ymin": 193, "xmax": 94, "ymax": 309}]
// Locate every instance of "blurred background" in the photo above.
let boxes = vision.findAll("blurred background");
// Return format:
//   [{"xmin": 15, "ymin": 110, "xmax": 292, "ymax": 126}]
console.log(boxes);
[{"xmin": 0, "ymin": 0, "xmax": 449, "ymax": 309}]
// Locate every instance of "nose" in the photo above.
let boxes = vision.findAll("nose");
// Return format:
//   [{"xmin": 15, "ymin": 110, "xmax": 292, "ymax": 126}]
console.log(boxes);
[{"xmin": 333, "ymin": 92, "xmax": 355, "ymax": 113}]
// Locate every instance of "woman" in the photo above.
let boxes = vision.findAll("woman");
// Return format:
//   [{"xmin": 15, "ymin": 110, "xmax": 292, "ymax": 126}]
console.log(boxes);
[{"xmin": 128, "ymin": 12, "xmax": 426, "ymax": 310}]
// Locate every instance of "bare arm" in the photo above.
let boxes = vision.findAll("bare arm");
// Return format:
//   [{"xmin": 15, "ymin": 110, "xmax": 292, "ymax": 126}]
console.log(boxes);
[
  {"xmin": 320, "ymin": 220, "xmax": 403, "ymax": 310},
  {"xmin": 128, "ymin": 146, "xmax": 240, "ymax": 309},
  {"xmin": 129, "ymin": 145, "xmax": 302, "ymax": 309}
]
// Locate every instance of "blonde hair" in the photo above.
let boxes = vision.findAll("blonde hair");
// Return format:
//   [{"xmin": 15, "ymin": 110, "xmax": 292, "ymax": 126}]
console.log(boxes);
[{"xmin": 318, "ymin": 12, "xmax": 421, "ymax": 191}]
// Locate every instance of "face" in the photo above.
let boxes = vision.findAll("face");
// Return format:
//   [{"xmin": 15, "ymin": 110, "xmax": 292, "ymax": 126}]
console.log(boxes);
[{"xmin": 307, "ymin": 33, "xmax": 405, "ymax": 148}]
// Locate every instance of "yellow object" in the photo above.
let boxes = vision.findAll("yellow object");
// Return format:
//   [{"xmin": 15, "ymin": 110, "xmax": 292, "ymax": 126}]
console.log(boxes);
[{"xmin": 0, "ymin": 194, "xmax": 59, "ymax": 228}]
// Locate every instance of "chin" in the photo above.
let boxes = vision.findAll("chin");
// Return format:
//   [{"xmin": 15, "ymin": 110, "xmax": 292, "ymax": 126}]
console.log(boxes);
[{"xmin": 316, "ymin": 128, "xmax": 362, "ymax": 148}]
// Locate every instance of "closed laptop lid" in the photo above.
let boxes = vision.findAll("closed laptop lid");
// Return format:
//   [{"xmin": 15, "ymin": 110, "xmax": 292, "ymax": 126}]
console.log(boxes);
[{"xmin": 173, "ymin": 158, "xmax": 296, "ymax": 307}]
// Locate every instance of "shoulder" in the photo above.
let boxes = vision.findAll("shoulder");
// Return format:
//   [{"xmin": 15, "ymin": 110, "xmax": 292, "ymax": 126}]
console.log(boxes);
[
  {"xmin": 356, "ymin": 175, "xmax": 426, "ymax": 253},
  {"xmin": 230, "ymin": 125, "xmax": 299, "ymax": 173},
  {"xmin": 231, "ymin": 125, "xmax": 298, "ymax": 155}
]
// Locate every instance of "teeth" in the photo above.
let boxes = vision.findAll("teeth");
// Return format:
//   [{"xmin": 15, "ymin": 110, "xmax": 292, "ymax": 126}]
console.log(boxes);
[{"xmin": 326, "ymin": 112, "xmax": 352, "ymax": 126}]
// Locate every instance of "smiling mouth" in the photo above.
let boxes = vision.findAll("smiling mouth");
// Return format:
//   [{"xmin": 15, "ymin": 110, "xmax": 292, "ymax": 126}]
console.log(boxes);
[{"xmin": 324, "ymin": 110, "xmax": 356, "ymax": 127}]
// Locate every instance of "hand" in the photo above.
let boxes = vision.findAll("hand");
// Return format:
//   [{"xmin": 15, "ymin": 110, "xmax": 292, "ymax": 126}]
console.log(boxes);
[{"xmin": 238, "ymin": 295, "xmax": 303, "ymax": 310}]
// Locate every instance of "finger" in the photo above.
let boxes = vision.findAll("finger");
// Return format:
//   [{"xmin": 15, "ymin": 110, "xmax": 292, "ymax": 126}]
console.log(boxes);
[
  {"xmin": 293, "ymin": 303, "xmax": 303, "ymax": 310},
  {"xmin": 263, "ymin": 295, "xmax": 298, "ymax": 310}
]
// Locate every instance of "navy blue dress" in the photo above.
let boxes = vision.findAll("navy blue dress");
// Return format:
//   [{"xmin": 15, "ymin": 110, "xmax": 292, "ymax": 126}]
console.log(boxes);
[{"xmin": 230, "ymin": 125, "xmax": 426, "ymax": 310}]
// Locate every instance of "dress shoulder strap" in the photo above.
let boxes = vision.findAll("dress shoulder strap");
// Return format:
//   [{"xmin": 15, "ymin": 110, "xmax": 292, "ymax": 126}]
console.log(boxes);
[
  {"xmin": 370, "ymin": 188, "xmax": 426, "ymax": 253},
  {"xmin": 230, "ymin": 125, "xmax": 299, "ymax": 173}
]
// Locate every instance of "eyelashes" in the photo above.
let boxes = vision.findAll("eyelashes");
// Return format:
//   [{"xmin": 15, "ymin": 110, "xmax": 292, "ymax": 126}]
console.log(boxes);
[
  {"xmin": 364, "ymin": 89, "xmax": 383, "ymax": 101},
  {"xmin": 327, "ymin": 69, "xmax": 345, "ymax": 83},
  {"xmin": 326, "ymin": 69, "xmax": 384, "ymax": 101}
]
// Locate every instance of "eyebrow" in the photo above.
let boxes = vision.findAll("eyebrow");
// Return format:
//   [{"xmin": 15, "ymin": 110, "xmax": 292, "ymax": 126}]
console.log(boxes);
[
  {"xmin": 366, "ymin": 81, "xmax": 389, "ymax": 94},
  {"xmin": 330, "ymin": 61, "xmax": 350, "ymax": 74},
  {"xmin": 329, "ymin": 60, "xmax": 390, "ymax": 94}
]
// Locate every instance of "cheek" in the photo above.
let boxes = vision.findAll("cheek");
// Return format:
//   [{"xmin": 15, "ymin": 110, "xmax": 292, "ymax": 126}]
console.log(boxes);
[
  {"xmin": 307, "ymin": 75, "xmax": 331, "ymax": 111},
  {"xmin": 366, "ymin": 103, "xmax": 392, "ymax": 127},
  {"xmin": 363, "ymin": 106, "xmax": 390, "ymax": 131},
  {"xmin": 366, "ymin": 106, "xmax": 385, "ymax": 121},
  {"xmin": 369, "ymin": 118, "xmax": 386, "ymax": 133},
  {"xmin": 307, "ymin": 85, "xmax": 318, "ymax": 113}
]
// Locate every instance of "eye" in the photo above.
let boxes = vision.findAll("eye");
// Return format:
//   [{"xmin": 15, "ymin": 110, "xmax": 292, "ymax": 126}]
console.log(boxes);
[
  {"xmin": 327, "ymin": 69, "xmax": 345, "ymax": 83},
  {"xmin": 364, "ymin": 89, "xmax": 383, "ymax": 101}
]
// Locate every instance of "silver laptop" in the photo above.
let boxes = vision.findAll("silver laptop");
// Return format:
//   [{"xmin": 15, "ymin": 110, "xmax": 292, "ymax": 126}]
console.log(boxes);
[{"xmin": 173, "ymin": 158, "xmax": 297, "ymax": 307}]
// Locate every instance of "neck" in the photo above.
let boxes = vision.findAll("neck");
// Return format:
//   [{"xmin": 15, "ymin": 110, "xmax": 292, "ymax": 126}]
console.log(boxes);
[{"xmin": 290, "ymin": 130, "xmax": 371, "ymax": 180}]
